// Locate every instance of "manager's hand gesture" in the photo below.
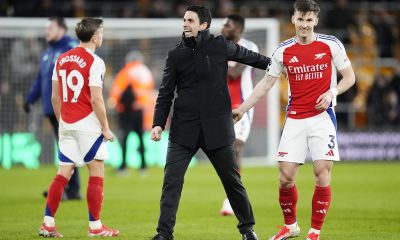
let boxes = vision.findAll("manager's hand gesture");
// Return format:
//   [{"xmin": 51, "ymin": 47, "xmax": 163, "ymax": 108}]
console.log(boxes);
[{"xmin": 232, "ymin": 109, "xmax": 244, "ymax": 124}]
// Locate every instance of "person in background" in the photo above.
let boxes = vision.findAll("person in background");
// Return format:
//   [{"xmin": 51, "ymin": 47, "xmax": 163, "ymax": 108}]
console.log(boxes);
[
  {"xmin": 220, "ymin": 14, "xmax": 259, "ymax": 216},
  {"xmin": 109, "ymin": 51, "xmax": 154, "ymax": 174},
  {"xmin": 24, "ymin": 16, "xmax": 81, "ymax": 200}
]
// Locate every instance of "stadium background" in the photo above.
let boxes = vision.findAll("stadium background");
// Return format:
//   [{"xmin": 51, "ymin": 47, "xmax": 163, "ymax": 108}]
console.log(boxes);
[{"xmin": 0, "ymin": 0, "xmax": 399, "ymax": 239}]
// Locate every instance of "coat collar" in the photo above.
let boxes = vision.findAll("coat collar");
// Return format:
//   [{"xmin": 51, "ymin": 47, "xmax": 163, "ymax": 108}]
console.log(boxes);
[
  {"xmin": 49, "ymin": 35, "xmax": 72, "ymax": 48},
  {"xmin": 182, "ymin": 29, "xmax": 211, "ymax": 49}
]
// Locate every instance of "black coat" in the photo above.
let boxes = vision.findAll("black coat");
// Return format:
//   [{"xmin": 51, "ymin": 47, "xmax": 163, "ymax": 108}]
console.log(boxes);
[{"xmin": 153, "ymin": 29, "xmax": 270, "ymax": 150}]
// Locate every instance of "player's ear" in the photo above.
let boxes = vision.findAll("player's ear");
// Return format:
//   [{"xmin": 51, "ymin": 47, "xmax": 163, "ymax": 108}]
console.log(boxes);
[
  {"xmin": 291, "ymin": 15, "xmax": 295, "ymax": 24},
  {"xmin": 315, "ymin": 17, "xmax": 319, "ymax": 27},
  {"xmin": 91, "ymin": 34, "xmax": 97, "ymax": 44},
  {"xmin": 200, "ymin": 22, "xmax": 208, "ymax": 31}
]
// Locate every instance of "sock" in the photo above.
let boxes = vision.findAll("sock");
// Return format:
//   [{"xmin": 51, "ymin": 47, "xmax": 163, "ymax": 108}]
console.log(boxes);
[
  {"xmin": 308, "ymin": 228, "xmax": 321, "ymax": 235},
  {"xmin": 44, "ymin": 175, "xmax": 69, "ymax": 221},
  {"xmin": 43, "ymin": 216, "xmax": 55, "ymax": 227},
  {"xmin": 279, "ymin": 185, "xmax": 298, "ymax": 225},
  {"xmin": 311, "ymin": 185, "xmax": 331, "ymax": 230},
  {"xmin": 89, "ymin": 220, "xmax": 102, "ymax": 229},
  {"xmin": 87, "ymin": 176, "xmax": 104, "ymax": 227}
]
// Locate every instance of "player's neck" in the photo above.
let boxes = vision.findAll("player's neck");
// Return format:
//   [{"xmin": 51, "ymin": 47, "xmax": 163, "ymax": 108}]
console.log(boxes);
[
  {"xmin": 296, "ymin": 32, "xmax": 315, "ymax": 45},
  {"xmin": 79, "ymin": 42, "xmax": 96, "ymax": 52}
]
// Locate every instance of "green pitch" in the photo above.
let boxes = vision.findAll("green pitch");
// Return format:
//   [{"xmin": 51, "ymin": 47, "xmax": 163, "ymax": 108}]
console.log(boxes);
[{"xmin": 0, "ymin": 162, "xmax": 399, "ymax": 239}]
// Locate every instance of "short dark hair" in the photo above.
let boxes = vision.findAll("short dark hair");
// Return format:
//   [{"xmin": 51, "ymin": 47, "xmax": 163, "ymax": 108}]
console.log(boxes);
[
  {"xmin": 49, "ymin": 16, "xmax": 67, "ymax": 31},
  {"xmin": 227, "ymin": 14, "xmax": 245, "ymax": 31},
  {"xmin": 75, "ymin": 17, "xmax": 103, "ymax": 42},
  {"xmin": 186, "ymin": 5, "xmax": 212, "ymax": 29},
  {"xmin": 293, "ymin": 0, "xmax": 320, "ymax": 15}
]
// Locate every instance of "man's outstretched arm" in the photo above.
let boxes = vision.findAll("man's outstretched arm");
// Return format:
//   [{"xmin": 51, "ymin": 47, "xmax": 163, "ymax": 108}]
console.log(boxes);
[{"xmin": 233, "ymin": 73, "xmax": 278, "ymax": 123}]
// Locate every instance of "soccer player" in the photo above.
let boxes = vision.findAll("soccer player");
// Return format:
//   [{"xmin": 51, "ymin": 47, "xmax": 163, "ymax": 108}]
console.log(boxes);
[
  {"xmin": 220, "ymin": 14, "xmax": 259, "ymax": 216},
  {"xmin": 24, "ymin": 17, "xmax": 81, "ymax": 200},
  {"xmin": 38, "ymin": 17, "xmax": 119, "ymax": 237},
  {"xmin": 232, "ymin": 1, "xmax": 356, "ymax": 240}
]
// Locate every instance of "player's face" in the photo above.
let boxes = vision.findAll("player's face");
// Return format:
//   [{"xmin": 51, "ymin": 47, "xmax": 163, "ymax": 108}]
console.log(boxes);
[
  {"xmin": 222, "ymin": 18, "xmax": 241, "ymax": 41},
  {"xmin": 45, "ymin": 20, "xmax": 64, "ymax": 42},
  {"xmin": 183, "ymin": 11, "xmax": 207, "ymax": 38},
  {"xmin": 92, "ymin": 27, "xmax": 104, "ymax": 48},
  {"xmin": 292, "ymin": 10, "xmax": 318, "ymax": 39}
]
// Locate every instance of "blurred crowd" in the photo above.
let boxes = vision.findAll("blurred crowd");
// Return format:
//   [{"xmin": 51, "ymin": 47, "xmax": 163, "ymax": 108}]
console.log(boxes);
[{"xmin": 1, "ymin": 0, "xmax": 400, "ymax": 130}]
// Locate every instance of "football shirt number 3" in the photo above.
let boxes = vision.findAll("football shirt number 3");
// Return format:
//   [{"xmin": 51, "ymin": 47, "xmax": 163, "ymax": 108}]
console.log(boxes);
[{"xmin": 59, "ymin": 69, "xmax": 84, "ymax": 102}]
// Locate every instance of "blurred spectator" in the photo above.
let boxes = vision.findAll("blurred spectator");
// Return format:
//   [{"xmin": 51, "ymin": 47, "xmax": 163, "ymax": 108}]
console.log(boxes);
[
  {"xmin": 369, "ymin": 7, "xmax": 395, "ymax": 58},
  {"xmin": 215, "ymin": 0, "xmax": 234, "ymax": 17},
  {"xmin": 109, "ymin": 51, "xmax": 154, "ymax": 174},
  {"xmin": 34, "ymin": 0, "xmax": 58, "ymax": 17},
  {"xmin": 324, "ymin": 0, "xmax": 358, "ymax": 44},
  {"xmin": 390, "ymin": 63, "xmax": 400, "ymax": 96},
  {"xmin": 367, "ymin": 74, "xmax": 390, "ymax": 126},
  {"xmin": 147, "ymin": 0, "xmax": 168, "ymax": 18},
  {"xmin": 336, "ymin": 72, "xmax": 358, "ymax": 128},
  {"xmin": 383, "ymin": 90, "xmax": 400, "ymax": 126}
]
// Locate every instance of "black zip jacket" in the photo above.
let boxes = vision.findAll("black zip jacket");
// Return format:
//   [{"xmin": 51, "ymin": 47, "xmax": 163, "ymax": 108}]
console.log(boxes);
[{"xmin": 153, "ymin": 29, "xmax": 271, "ymax": 150}]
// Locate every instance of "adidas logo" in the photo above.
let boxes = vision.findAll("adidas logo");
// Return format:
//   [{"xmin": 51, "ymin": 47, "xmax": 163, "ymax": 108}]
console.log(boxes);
[
  {"xmin": 283, "ymin": 208, "xmax": 292, "ymax": 213},
  {"xmin": 289, "ymin": 56, "xmax": 299, "ymax": 63},
  {"xmin": 325, "ymin": 149, "xmax": 334, "ymax": 157},
  {"xmin": 316, "ymin": 209, "xmax": 327, "ymax": 214}
]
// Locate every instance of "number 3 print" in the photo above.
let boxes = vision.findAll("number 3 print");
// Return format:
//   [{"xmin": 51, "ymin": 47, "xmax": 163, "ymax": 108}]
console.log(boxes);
[{"xmin": 328, "ymin": 135, "xmax": 335, "ymax": 149}]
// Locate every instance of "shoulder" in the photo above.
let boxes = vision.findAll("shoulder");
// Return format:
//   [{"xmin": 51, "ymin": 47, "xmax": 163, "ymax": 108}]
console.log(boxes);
[
  {"xmin": 63, "ymin": 35, "xmax": 78, "ymax": 50},
  {"xmin": 57, "ymin": 48, "xmax": 73, "ymax": 61},
  {"xmin": 272, "ymin": 37, "xmax": 296, "ymax": 56},
  {"xmin": 239, "ymin": 38, "xmax": 254, "ymax": 46},
  {"xmin": 209, "ymin": 34, "xmax": 229, "ymax": 47},
  {"xmin": 92, "ymin": 54, "xmax": 105, "ymax": 69},
  {"xmin": 315, "ymin": 33, "xmax": 344, "ymax": 50}
]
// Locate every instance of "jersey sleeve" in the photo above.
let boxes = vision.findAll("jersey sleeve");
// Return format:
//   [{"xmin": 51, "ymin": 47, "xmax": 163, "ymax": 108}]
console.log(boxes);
[
  {"xmin": 267, "ymin": 47, "xmax": 284, "ymax": 77},
  {"xmin": 89, "ymin": 57, "xmax": 105, "ymax": 87},
  {"xmin": 332, "ymin": 38, "xmax": 351, "ymax": 71},
  {"xmin": 251, "ymin": 42, "xmax": 259, "ymax": 54},
  {"xmin": 51, "ymin": 59, "xmax": 58, "ymax": 81}
]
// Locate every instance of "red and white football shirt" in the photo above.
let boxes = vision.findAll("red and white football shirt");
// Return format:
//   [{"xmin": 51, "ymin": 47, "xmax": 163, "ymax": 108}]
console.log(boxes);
[
  {"xmin": 228, "ymin": 38, "xmax": 258, "ymax": 142},
  {"xmin": 52, "ymin": 47, "xmax": 105, "ymax": 133},
  {"xmin": 267, "ymin": 33, "xmax": 351, "ymax": 119}
]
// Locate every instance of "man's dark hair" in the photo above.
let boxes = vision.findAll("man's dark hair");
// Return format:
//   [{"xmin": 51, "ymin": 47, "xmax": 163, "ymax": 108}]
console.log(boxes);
[
  {"xmin": 49, "ymin": 16, "xmax": 68, "ymax": 31},
  {"xmin": 227, "ymin": 14, "xmax": 245, "ymax": 31},
  {"xmin": 293, "ymin": 0, "xmax": 320, "ymax": 15},
  {"xmin": 186, "ymin": 5, "xmax": 212, "ymax": 29},
  {"xmin": 75, "ymin": 17, "xmax": 103, "ymax": 42}
]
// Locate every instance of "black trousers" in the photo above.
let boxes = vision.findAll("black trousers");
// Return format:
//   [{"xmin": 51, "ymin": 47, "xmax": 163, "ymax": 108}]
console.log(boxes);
[
  {"xmin": 118, "ymin": 109, "xmax": 146, "ymax": 170},
  {"xmin": 156, "ymin": 133, "xmax": 255, "ymax": 238},
  {"xmin": 48, "ymin": 115, "xmax": 80, "ymax": 195}
]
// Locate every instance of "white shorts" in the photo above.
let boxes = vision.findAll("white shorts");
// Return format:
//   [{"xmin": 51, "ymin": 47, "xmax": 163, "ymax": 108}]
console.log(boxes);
[
  {"xmin": 234, "ymin": 112, "xmax": 252, "ymax": 142},
  {"xmin": 277, "ymin": 109, "xmax": 340, "ymax": 164},
  {"xmin": 58, "ymin": 130, "xmax": 108, "ymax": 167}
]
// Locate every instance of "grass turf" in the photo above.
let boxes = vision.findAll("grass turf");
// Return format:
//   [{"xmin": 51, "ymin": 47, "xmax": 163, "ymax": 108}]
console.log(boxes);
[{"xmin": 0, "ymin": 162, "xmax": 399, "ymax": 239}]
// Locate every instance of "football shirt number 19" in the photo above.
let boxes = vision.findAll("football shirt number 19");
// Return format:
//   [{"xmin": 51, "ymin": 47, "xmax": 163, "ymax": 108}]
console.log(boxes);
[{"xmin": 58, "ymin": 69, "xmax": 84, "ymax": 103}]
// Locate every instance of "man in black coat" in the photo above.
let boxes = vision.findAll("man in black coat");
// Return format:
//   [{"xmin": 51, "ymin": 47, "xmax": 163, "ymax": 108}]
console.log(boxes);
[{"xmin": 150, "ymin": 5, "xmax": 270, "ymax": 240}]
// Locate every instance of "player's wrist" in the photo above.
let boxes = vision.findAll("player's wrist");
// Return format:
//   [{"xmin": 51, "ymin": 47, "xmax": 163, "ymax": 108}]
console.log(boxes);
[{"xmin": 329, "ymin": 87, "xmax": 338, "ymax": 97}]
